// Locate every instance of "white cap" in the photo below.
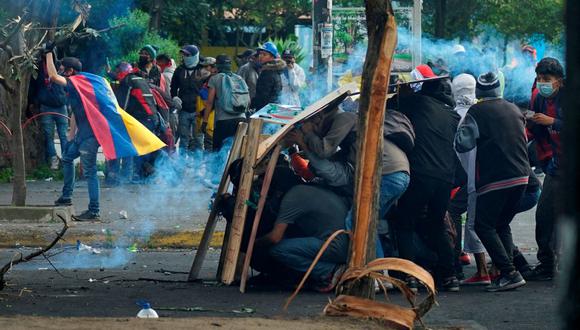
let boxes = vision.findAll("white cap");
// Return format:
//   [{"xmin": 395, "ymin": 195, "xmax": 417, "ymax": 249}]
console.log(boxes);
[{"xmin": 452, "ymin": 44, "xmax": 466, "ymax": 55}]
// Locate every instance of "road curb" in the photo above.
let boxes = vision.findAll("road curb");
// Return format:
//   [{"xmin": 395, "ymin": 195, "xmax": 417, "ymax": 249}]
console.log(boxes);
[{"xmin": 0, "ymin": 229, "xmax": 224, "ymax": 249}]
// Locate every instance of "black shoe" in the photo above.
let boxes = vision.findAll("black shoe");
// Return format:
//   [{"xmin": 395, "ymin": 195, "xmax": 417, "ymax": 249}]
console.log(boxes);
[
  {"xmin": 486, "ymin": 271, "xmax": 526, "ymax": 292},
  {"xmin": 72, "ymin": 210, "xmax": 100, "ymax": 222},
  {"xmin": 54, "ymin": 197, "xmax": 72, "ymax": 206},
  {"xmin": 440, "ymin": 276, "xmax": 460, "ymax": 292},
  {"xmin": 522, "ymin": 264, "xmax": 554, "ymax": 281},
  {"xmin": 406, "ymin": 277, "xmax": 419, "ymax": 293}
]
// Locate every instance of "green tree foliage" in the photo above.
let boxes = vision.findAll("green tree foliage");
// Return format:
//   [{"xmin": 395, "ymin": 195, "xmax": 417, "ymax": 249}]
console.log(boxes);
[
  {"xmin": 103, "ymin": 9, "xmax": 180, "ymax": 66},
  {"xmin": 422, "ymin": 0, "xmax": 564, "ymax": 43},
  {"xmin": 476, "ymin": 0, "xmax": 564, "ymax": 43}
]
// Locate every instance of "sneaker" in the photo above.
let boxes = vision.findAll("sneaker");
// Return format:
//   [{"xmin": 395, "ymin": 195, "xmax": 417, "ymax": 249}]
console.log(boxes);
[
  {"xmin": 72, "ymin": 210, "xmax": 101, "ymax": 222},
  {"xmin": 440, "ymin": 276, "xmax": 460, "ymax": 292},
  {"xmin": 50, "ymin": 156, "xmax": 59, "ymax": 170},
  {"xmin": 459, "ymin": 252, "xmax": 471, "ymax": 266},
  {"xmin": 461, "ymin": 274, "xmax": 492, "ymax": 286},
  {"xmin": 54, "ymin": 196, "xmax": 72, "ymax": 206},
  {"xmin": 522, "ymin": 264, "xmax": 554, "ymax": 281},
  {"xmin": 406, "ymin": 276, "xmax": 419, "ymax": 293},
  {"xmin": 315, "ymin": 264, "xmax": 346, "ymax": 293},
  {"xmin": 485, "ymin": 271, "xmax": 526, "ymax": 292}
]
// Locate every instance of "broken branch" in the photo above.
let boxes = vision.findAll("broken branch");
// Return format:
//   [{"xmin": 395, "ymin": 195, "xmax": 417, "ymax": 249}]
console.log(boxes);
[{"xmin": 0, "ymin": 214, "xmax": 69, "ymax": 290}]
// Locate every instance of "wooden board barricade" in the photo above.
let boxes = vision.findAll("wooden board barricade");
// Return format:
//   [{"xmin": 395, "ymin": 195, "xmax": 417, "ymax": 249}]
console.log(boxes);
[
  {"xmin": 188, "ymin": 84, "xmax": 359, "ymax": 290},
  {"xmin": 188, "ymin": 122, "xmax": 248, "ymax": 281}
]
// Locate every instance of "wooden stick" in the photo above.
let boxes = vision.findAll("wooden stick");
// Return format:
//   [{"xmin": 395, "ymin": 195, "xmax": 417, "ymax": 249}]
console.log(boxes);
[
  {"xmin": 188, "ymin": 122, "xmax": 248, "ymax": 281},
  {"xmin": 345, "ymin": 0, "xmax": 398, "ymax": 297},
  {"xmin": 239, "ymin": 144, "xmax": 282, "ymax": 293},
  {"xmin": 220, "ymin": 119, "xmax": 263, "ymax": 285}
]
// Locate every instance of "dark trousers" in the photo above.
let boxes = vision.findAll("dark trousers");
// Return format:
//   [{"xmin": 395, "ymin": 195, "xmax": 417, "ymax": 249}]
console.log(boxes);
[
  {"xmin": 448, "ymin": 186, "xmax": 468, "ymax": 275},
  {"xmin": 475, "ymin": 185, "xmax": 525, "ymax": 275},
  {"xmin": 394, "ymin": 174, "xmax": 455, "ymax": 279},
  {"xmin": 213, "ymin": 118, "xmax": 245, "ymax": 151},
  {"xmin": 535, "ymin": 174, "xmax": 559, "ymax": 268}
]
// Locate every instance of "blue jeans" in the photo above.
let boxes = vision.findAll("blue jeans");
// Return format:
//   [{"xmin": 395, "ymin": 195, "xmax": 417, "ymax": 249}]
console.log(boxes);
[
  {"xmin": 345, "ymin": 171, "xmax": 410, "ymax": 258},
  {"xmin": 269, "ymin": 235, "xmax": 349, "ymax": 281},
  {"xmin": 40, "ymin": 105, "xmax": 68, "ymax": 161},
  {"xmin": 378, "ymin": 171, "xmax": 410, "ymax": 226},
  {"xmin": 61, "ymin": 137, "xmax": 100, "ymax": 213}
]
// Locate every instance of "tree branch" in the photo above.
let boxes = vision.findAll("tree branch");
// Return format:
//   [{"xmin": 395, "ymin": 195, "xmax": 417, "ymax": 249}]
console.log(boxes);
[{"xmin": 0, "ymin": 214, "xmax": 69, "ymax": 290}]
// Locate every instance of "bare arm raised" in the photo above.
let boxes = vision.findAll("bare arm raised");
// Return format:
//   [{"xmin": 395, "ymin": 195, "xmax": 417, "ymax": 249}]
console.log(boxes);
[{"xmin": 45, "ymin": 52, "xmax": 67, "ymax": 86}]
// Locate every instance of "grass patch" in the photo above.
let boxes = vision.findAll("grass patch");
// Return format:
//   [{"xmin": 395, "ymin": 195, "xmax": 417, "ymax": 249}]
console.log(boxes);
[{"xmin": 0, "ymin": 168, "xmax": 13, "ymax": 183}]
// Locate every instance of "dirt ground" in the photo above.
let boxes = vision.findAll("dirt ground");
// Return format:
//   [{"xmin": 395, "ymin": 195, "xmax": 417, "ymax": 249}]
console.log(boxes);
[{"xmin": 0, "ymin": 316, "xmax": 387, "ymax": 330}]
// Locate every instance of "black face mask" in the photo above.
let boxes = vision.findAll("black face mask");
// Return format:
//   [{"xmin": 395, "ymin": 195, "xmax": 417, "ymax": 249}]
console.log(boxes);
[{"xmin": 138, "ymin": 56, "xmax": 149, "ymax": 67}]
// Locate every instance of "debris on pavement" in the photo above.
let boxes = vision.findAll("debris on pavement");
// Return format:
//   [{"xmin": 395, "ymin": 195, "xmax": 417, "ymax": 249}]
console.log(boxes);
[{"xmin": 76, "ymin": 241, "xmax": 101, "ymax": 254}]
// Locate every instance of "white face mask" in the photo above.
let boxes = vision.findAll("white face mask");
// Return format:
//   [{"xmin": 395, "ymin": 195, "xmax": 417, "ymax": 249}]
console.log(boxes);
[{"xmin": 183, "ymin": 53, "xmax": 199, "ymax": 68}]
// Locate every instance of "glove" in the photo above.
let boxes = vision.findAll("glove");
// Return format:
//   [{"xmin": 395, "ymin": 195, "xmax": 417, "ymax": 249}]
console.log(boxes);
[
  {"xmin": 200, "ymin": 121, "xmax": 208, "ymax": 134},
  {"xmin": 42, "ymin": 40, "xmax": 56, "ymax": 54},
  {"xmin": 172, "ymin": 96, "xmax": 182, "ymax": 111}
]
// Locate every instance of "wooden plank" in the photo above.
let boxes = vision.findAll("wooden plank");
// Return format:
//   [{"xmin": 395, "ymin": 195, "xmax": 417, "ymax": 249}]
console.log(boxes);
[
  {"xmin": 345, "ymin": 0, "xmax": 398, "ymax": 298},
  {"xmin": 220, "ymin": 119, "xmax": 263, "ymax": 285},
  {"xmin": 255, "ymin": 83, "xmax": 358, "ymax": 164},
  {"xmin": 188, "ymin": 122, "xmax": 248, "ymax": 281},
  {"xmin": 239, "ymin": 144, "xmax": 282, "ymax": 293}
]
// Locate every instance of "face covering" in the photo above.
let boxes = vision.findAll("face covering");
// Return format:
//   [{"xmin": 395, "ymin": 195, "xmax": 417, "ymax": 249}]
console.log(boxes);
[
  {"xmin": 537, "ymin": 82, "xmax": 555, "ymax": 98},
  {"xmin": 138, "ymin": 56, "xmax": 149, "ymax": 67},
  {"xmin": 183, "ymin": 53, "xmax": 199, "ymax": 69}
]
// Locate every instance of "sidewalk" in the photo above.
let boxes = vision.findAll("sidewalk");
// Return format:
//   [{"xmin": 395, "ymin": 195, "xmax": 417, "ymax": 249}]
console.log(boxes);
[
  {"xmin": 0, "ymin": 180, "xmax": 224, "ymax": 248},
  {"xmin": 0, "ymin": 180, "xmax": 541, "ymax": 252}
]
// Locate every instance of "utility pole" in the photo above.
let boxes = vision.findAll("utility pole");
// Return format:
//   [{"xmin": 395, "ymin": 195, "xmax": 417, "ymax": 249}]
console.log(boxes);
[
  {"xmin": 412, "ymin": 0, "xmax": 422, "ymax": 68},
  {"xmin": 313, "ymin": 0, "xmax": 333, "ymax": 91}
]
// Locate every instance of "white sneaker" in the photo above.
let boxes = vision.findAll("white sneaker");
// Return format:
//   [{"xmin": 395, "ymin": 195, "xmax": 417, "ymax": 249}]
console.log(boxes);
[
  {"xmin": 50, "ymin": 156, "xmax": 59, "ymax": 170},
  {"xmin": 374, "ymin": 270, "xmax": 395, "ymax": 293}
]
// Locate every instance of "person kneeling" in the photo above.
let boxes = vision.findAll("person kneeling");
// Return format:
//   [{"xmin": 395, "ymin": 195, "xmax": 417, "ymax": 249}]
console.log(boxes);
[{"xmin": 254, "ymin": 184, "xmax": 350, "ymax": 292}]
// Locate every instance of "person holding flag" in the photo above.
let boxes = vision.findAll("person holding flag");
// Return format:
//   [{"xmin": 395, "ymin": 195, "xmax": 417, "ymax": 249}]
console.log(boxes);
[{"xmin": 44, "ymin": 43, "xmax": 165, "ymax": 221}]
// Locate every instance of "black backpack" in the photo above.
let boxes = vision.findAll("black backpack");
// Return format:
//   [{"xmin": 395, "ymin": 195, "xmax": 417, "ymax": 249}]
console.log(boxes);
[{"xmin": 383, "ymin": 109, "xmax": 415, "ymax": 154}]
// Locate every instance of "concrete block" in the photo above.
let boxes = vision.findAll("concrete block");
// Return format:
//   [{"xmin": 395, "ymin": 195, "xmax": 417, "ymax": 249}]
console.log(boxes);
[{"xmin": 0, "ymin": 205, "xmax": 74, "ymax": 225}]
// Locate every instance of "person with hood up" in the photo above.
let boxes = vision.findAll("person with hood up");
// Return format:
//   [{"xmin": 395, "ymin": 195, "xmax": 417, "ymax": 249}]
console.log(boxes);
[
  {"xmin": 170, "ymin": 44, "xmax": 210, "ymax": 155},
  {"xmin": 393, "ymin": 64, "xmax": 461, "ymax": 292},
  {"xmin": 448, "ymin": 73, "xmax": 492, "ymax": 285},
  {"xmin": 455, "ymin": 72, "xmax": 530, "ymax": 292},
  {"xmin": 251, "ymin": 42, "xmax": 286, "ymax": 111}
]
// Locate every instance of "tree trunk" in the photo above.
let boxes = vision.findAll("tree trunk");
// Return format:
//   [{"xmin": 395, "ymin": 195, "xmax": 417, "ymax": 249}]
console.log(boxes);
[
  {"xmin": 344, "ymin": 0, "xmax": 397, "ymax": 298},
  {"xmin": 435, "ymin": 0, "xmax": 446, "ymax": 38},
  {"xmin": 561, "ymin": 0, "xmax": 580, "ymax": 327},
  {"xmin": 148, "ymin": 0, "xmax": 164, "ymax": 32},
  {"xmin": 9, "ymin": 27, "xmax": 29, "ymax": 206}
]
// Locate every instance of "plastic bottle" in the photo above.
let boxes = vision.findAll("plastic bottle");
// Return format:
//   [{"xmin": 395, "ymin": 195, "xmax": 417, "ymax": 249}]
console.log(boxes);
[{"xmin": 137, "ymin": 302, "xmax": 159, "ymax": 318}]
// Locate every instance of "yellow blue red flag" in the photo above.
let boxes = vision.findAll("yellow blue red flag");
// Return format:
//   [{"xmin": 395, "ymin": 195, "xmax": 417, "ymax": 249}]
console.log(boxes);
[{"xmin": 68, "ymin": 72, "xmax": 165, "ymax": 160}]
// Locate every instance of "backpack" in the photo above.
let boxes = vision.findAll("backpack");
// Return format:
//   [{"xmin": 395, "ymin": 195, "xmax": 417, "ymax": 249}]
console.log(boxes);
[
  {"xmin": 218, "ymin": 73, "xmax": 250, "ymax": 114},
  {"xmin": 38, "ymin": 61, "xmax": 66, "ymax": 107},
  {"xmin": 383, "ymin": 109, "xmax": 415, "ymax": 154}
]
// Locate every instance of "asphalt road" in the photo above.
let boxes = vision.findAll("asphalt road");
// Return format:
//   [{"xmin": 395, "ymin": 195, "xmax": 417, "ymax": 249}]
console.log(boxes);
[{"xmin": 0, "ymin": 248, "xmax": 560, "ymax": 330}]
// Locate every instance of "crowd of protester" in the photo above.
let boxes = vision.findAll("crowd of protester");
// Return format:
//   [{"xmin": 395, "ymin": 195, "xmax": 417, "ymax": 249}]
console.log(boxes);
[
  {"xmin": 216, "ymin": 45, "xmax": 564, "ymax": 294},
  {"xmin": 34, "ymin": 39, "xmax": 563, "ymax": 294}
]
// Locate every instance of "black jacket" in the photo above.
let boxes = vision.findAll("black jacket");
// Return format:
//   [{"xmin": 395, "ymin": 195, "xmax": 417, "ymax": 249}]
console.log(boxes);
[
  {"xmin": 456, "ymin": 98, "xmax": 529, "ymax": 192},
  {"xmin": 251, "ymin": 59, "xmax": 286, "ymax": 110},
  {"xmin": 170, "ymin": 65, "xmax": 210, "ymax": 113},
  {"xmin": 398, "ymin": 79, "xmax": 460, "ymax": 183}
]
